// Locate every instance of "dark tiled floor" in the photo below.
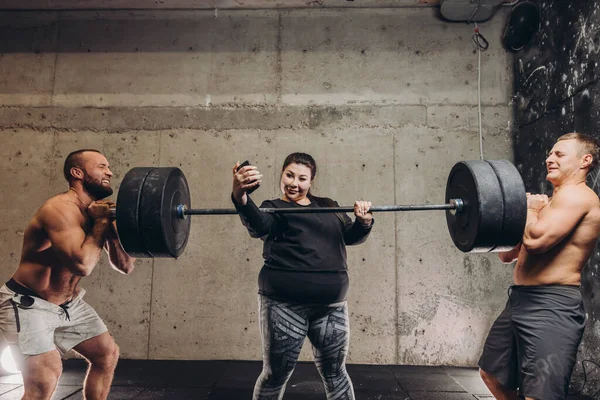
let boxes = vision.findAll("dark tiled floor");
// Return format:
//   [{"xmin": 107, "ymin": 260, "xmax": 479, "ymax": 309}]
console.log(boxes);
[{"xmin": 0, "ymin": 360, "xmax": 593, "ymax": 399}]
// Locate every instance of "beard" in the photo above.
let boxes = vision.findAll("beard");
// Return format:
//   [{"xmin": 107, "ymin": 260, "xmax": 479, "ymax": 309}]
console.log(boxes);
[{"xmin": 83, "ymin": 174, "xmax": 113, "ymax": 199}]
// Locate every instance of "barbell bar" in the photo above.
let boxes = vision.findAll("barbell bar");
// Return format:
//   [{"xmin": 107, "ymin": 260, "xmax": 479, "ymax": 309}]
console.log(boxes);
[
  {"xmin": 176, "ymin": 200, "xmax": 464, "ymax": 217},
  {"xmin": 111, "ymin": 159, "xmax": 527, "ymax": 258}
]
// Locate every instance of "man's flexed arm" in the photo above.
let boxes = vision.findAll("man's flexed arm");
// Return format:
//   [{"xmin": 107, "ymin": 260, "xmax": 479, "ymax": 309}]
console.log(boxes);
[
  {"xmin": 104, "ymin": 217, "xmax": 136, "ymax": 274},
  {"xmin": 42, "ymin": 201, "xmax": 110, "ymax": 276},
  {"xmin": 522, "ymin": 191, "xmax": 589, "ymax": 254}
]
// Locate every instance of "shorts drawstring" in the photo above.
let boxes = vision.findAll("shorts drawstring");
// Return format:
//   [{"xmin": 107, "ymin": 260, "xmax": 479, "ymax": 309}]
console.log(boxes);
[{"xmin": 60, "ymin": 302, "xmax": 71, "ymax": 321}]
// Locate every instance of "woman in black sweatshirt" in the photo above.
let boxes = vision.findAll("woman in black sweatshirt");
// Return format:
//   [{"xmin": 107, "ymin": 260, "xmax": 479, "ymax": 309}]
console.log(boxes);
[{"xmin": 232, "ymin": 152, "xmax": 374, "ymax": 400}]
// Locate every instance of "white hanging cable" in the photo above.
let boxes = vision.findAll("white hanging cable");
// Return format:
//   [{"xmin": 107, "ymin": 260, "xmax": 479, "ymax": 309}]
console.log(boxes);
[
  {"xmin": 478, "ymin": 36, "xmax": 483, "ymax": 160},
  {"xmin": 472, "ymin": 23, "xmax": 489, "ymax": 161}
]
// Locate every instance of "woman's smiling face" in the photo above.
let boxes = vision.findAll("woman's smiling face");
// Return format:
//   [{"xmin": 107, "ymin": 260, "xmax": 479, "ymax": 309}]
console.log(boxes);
[{"xmin": 280, "ymin": 162, "xmax": 313, "ymax": 203}]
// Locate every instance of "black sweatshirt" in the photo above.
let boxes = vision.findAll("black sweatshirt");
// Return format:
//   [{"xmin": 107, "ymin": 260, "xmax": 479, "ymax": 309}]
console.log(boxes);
[{"xmin": 233, "ymin": 195, "xmax": 374, "ymax": 303}]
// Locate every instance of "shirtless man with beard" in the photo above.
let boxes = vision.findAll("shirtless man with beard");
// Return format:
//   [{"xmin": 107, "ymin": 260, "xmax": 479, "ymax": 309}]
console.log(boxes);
[{"xmin": 0, "ymin": 149, "xmax": 135, "ymax": 400}]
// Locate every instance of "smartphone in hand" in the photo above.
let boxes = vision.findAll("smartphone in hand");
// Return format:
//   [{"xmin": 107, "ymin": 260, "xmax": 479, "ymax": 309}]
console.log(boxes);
[{"xmin": 237, "ymin": 160, "xmax": 260, "ymax": 195}]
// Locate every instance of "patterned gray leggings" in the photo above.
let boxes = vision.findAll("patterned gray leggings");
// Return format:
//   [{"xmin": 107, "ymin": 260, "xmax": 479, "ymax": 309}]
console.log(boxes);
[{"xmin": 253, "ymin": 295, "xmax": 354, "ymax": 400}]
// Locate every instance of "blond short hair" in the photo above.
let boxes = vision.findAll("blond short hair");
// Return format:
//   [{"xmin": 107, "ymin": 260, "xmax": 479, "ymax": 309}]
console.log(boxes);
[{"xmin": 557, "ymin": 132, "xmax": 600, "ymax": 170}]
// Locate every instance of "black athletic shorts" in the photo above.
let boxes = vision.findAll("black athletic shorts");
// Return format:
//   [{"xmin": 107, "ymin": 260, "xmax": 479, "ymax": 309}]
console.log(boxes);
[{"xmin": 479, "ymin": 284, "xmax": 586, "ymax": 400}]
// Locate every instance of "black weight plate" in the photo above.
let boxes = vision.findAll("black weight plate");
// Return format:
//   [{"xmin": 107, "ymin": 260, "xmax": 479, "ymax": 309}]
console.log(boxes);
[
  {"xmin": 486, "ymin": 160, "xmax": 527, "ymax": 252},
  {"xmin": 446, "ymin": 160, "xmax": 504, "ymax": 253},
  {"xmin": 116, "ymin": 167, "xmax": 154, "ymax": 258},
  {"xmin": 139, "ymin": 167, "xmax": 191, "ymax": 258}
]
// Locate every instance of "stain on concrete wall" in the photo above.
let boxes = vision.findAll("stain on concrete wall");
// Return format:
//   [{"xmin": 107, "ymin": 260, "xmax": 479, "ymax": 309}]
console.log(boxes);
[{"xmin": 512, "ymin": 0, "xmax": 600, "ymax": 394}]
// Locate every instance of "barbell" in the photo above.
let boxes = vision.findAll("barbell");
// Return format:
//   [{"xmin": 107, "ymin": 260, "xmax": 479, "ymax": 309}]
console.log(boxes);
[{"xmin": 111, "ymin": 159, "xmax": 527, "ymax": 258}]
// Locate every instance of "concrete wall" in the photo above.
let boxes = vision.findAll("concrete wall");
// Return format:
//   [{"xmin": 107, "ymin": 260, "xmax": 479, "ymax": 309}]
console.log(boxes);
[
  {"xmin": 511, "ymin": 1, "xmax": 600, "ymax": 394},
  {"xmin": 0, "ymin": 7, "xmax": 514, "ymax": 365}
]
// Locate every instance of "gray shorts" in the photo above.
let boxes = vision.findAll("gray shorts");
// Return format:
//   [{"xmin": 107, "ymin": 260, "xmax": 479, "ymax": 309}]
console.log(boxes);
[
  {"xmin": 479, "ymin": 285, "xmax": 586, "ymax": 400},
  {"xmin": 0, "ymin": 281, "xmax": 107, "ymax": 358}
]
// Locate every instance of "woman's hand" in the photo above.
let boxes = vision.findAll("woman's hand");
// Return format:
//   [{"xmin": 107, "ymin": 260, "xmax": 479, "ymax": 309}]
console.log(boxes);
[
  {"xmin": 354, "ymin": 200, "xmax": 373, "ymax": 227},
  {"xmin": 232, "ymin": 162, "xmax": 262, "ymax": 205}
]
